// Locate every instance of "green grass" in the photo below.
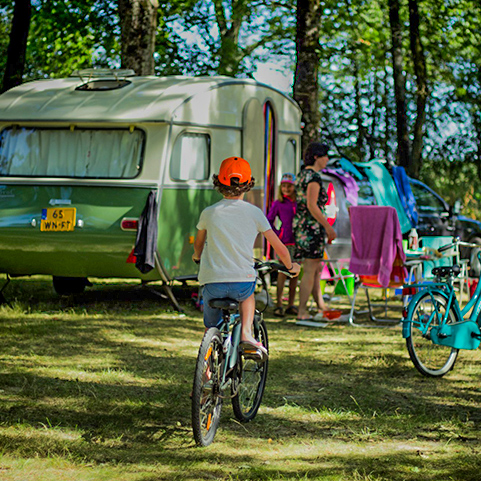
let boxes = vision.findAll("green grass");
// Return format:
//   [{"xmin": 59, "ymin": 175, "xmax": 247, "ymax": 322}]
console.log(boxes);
[{"xmin": 1, "ymin": 276, "xmax": 480, "ymax": 480}]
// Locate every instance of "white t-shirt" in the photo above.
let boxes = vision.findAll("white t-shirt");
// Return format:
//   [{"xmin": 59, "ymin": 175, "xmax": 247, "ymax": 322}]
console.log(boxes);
[{"xmin": 196, "ymin": 199, "xmax": 271, "ymax": 285}]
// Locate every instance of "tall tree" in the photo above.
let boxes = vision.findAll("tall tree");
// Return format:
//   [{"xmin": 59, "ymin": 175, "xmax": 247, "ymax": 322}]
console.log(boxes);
[
  {"xmin": 388, "ymin": 0, "xmax": 410, "ymax": 171},
  {"xmin": 293, "ymin": 0, "xmax": 321, "ymax": 156},
  {"xmin": 171, "ymin": 1, "xmax": 294, "ymax": 77},
  {"xmin": 118, "ymin": 0, "xmax": 159, "ymax": 75},
  {"xmin": 1, "ymin": 0, "xmax": 31, "ymax": 92},
  {"xmin": 213, "ymin": 0, "xmax": 249, "ymax": 75},
  {"xmin": 408, "ymin": 0, "xmax": 428, "ymax": 178}
]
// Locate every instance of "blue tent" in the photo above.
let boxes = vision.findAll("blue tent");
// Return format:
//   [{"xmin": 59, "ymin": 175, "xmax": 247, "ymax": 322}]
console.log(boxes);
[{"xmin": 357, "ymin": 161, "xmax": 412, "ymax": 234}]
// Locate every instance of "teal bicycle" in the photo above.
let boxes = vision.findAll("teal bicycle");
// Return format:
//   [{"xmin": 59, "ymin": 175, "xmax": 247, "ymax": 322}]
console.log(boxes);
[
  {"xmin": 402, "ymin": 239, "xmax": 481, "ymax": 377},
  {"xmin": 191, "ymin": 260, "xmax": 292, "ymax": 446}
]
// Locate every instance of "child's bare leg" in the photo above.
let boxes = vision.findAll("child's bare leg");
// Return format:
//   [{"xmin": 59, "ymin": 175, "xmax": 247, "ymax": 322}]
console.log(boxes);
[
  {"xmin": 239, "ymin": 293, "xmax": 257, "ymax": 343},
  {"xmin": 276, "ymin": 272, "xmax": 287, "ymax": 307}
]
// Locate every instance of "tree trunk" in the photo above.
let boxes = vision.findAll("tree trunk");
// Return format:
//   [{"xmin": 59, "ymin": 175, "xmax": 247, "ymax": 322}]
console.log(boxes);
[
  {"xmin": 293, "ymin": 0, "xmax": 321, "ymax": 157},
  {"xmin": 118, "ymin": 0, "xmax": 159, "ymax": 76},
  {"xmin": 382, "ymin": 65, "xmax": 391, "ymax": 161},
  {"xmin": 388, "ymin": 0, "xmax": 410, "ymax": 170},
  {"xmin": 213, "ymin": 0, "xmax": 248, "ymax": 76},
  {"xmin": 408, "ymin": 0, "xmax": 428, "ymax": 179},
  {"xmin": 1, "ymin": 0, "xmax": 32, "ymax": 93},
  {"xmin": 472, "ymin": 111, "xmax": 481, "ymax": 183},
  {"xmin": 353, "ymin": 58, "xmax": 365, "ymax": 161},
  {"xmin": 369, "ymin": 62, "xmax": 383, "ymax": 160}
]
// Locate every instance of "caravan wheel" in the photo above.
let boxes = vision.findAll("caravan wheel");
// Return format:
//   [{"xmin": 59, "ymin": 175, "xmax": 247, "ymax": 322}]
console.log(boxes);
[{"xmin": 52, "ymin": 276, "xmax": 90, "ymax": 295}]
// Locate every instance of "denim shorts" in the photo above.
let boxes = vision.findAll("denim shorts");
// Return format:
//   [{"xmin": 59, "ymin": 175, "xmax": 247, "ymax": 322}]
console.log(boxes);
[{"xmin": 202, "ymin": 282, "xmax": 256, "ymax": 328}]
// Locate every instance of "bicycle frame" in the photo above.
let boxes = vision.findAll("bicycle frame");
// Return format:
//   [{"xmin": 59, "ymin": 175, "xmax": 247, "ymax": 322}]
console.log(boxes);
[
  {"xmin": 218, "ymin": 310, "xmax": 265, "ymax": 388},
  {"xmin": 219, "ymin": 313, "xmax": 242, "ymax": 386}
]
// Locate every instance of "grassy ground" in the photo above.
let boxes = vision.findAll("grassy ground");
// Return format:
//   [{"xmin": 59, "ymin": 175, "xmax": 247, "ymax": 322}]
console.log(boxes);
[{"xmin": 0, "ymin": 275, "xmax": 480, "ymax": 480}]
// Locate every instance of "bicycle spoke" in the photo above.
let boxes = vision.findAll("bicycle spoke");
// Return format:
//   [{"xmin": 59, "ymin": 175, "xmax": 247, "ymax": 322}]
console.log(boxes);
[
  {"xmin": 231, "ymin": 319, "xmax": 269, "ymax": 422},
  {"xmin": 238, "ymin": 360, "xmax": 261, "ymax": 409}
]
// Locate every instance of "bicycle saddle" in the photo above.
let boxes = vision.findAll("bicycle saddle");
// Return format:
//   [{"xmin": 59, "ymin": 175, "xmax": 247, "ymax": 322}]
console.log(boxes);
[
  {"xmin": 432, "ymin": 264, "xmax": 461, "ymax": 278},
  {"xmin": 208, "ymin": 298, "xmax": 239, "ymax": 311}
]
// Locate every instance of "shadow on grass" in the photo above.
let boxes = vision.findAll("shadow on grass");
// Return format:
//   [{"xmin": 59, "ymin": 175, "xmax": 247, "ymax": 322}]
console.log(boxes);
[{"xmin": 1, "ymin": 277, "xmax": 481, "ymax": 480}]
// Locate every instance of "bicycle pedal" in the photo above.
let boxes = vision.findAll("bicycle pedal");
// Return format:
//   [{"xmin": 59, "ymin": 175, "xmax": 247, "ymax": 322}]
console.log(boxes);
[
  {"xmin": 242, "ymin": 349, "xmax": 268, "ymax": 363},
  {"xmin": 243, "ymin": 349, "xmax": 262, "ymax": 359}
]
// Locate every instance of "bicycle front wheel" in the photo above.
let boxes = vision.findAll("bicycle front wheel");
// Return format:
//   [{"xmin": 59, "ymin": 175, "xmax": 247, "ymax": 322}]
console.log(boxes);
[
  {"xmin": 192, "ymin": 328, "xmax": 224, "ymax": 446},
  {"xmin": 406, "ymin": 291, "xmax": 459, "ymax": 377},
  {"xmin": 232, "ymin": 319, "xmax": 269, "ymax": 422}
]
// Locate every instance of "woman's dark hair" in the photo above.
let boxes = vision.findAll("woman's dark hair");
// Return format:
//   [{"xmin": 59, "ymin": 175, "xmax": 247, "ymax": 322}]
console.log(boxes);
[
  {"xmin": 304, "ymin": 142, "xmax": 329, "ymax": 166},
  {"xmin": 212, "ymin": 174, "xmax": 256, "ymax": 196}
]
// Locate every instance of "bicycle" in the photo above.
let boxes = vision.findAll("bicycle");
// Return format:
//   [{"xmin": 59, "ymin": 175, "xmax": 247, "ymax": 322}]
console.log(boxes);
[
  {"xmin": 191, "ymin": 260, "xmax": 292, "ymax": 446},
  {"xmin": 402, "ymin": 238, "xmax": 481, "ymax": 377}
]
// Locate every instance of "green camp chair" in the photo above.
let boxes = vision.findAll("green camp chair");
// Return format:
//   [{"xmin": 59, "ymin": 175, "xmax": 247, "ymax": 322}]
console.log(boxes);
[{"xmin": 420, "ymin": 236, "xmax": 469, "ymax": 304}]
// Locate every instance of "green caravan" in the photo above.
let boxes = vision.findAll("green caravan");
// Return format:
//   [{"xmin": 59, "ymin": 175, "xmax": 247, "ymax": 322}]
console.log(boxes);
[{"xmin": 0, "ymin": 70, "xmax": 302, "ymax": 304}]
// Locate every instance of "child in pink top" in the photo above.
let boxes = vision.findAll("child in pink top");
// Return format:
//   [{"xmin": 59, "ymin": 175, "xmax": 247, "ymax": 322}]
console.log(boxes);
[{"xmin": 267, "ymin": 173, "xmax": 299, "ymax": 317}]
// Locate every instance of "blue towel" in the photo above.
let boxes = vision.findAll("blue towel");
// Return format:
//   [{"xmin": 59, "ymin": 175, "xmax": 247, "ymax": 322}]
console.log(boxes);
[{"xmin": 392, "ymin": 165, "xmax": 419, "ymax": 228}]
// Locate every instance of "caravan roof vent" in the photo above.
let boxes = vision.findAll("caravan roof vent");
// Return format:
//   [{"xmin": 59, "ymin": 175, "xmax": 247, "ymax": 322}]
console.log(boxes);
[
  {"xmin": 75, "ymin": 79, "xmax": 131, "ymax": 91},
  {"xmin": 72, "ymin": 68, "xmax": 136, "ymax": 91},
  {"xmin": 71, "ymin": 68, "xmax": 136, "ymax": 78}
]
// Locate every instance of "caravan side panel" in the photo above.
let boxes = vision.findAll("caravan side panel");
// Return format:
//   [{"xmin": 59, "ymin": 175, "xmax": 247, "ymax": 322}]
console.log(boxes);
[{"xmin": 0, "ymin": 184, "xmax": 161, "ymax": 279}]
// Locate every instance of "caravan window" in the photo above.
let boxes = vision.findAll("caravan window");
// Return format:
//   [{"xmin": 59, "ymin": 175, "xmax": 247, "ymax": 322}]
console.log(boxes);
[
  {"xmin": 0, "ymin": 127, "xmax": 144, "ymax": 178},
  {"xmin": 280, "ymin": 139, "xmax": 297, "ymax": 173},
  {"xmin": 170, "ymin": 133, "xmax": 210, "ymax": 181}
]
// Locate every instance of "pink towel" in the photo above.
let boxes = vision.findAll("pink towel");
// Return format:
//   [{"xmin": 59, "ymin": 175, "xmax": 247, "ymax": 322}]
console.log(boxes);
[{"xmin": 349, "ymin": 206, "xmax": 406, "ymax": 288}]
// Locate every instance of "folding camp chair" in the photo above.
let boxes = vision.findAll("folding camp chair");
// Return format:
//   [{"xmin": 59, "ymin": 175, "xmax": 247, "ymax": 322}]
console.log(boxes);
[
  {"xmin": 348, "ymin": 206, "xmax": 409, "ymax": 326},
  {"xmin": 420, "ymin": 236, "xmax": 470, "ymax": 304}
]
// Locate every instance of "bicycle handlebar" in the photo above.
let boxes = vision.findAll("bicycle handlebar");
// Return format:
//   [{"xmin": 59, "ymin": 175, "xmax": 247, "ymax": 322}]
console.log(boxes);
[
  {"xmin": 437, "ymin": 239, "xmax": 481, "ymax": 253},
  {"xmin": 254, "ymin": 260, "xmax": 295, "ymax": 278}
]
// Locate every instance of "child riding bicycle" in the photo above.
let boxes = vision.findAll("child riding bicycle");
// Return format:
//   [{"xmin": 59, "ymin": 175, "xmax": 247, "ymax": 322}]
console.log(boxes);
[{"xmin": 192, "ymin": 156, "xmax": 301, "ymax": 358}]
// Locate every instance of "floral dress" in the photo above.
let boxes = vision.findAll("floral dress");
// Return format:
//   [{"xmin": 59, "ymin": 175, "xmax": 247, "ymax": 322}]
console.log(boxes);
[{"xmin": 293, "ymin": 168, "xmax": 328, "ymax": 260}]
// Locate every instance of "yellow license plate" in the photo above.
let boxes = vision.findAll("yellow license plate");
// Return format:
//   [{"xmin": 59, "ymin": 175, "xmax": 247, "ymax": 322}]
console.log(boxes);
[{"xmin": 40, "ymin": 208, "xmax": 76, "ymax": 232}]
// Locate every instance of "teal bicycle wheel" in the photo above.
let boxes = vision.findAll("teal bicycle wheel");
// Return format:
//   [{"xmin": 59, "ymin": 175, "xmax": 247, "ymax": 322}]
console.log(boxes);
[{"xmin": 406, "ymin": 291, "xmax": 459, "ymax": 377}]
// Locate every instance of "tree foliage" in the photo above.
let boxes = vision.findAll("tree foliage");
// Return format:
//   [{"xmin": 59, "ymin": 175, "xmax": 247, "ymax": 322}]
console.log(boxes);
[
  {"xmin": 0, "ymin": 0, "xmax": 480, "ymax": 214},
  {"xmin": 165, "ymin": 0, "xmax": 295, "ymax": 76},
  {"xmin": 24, "ymin": 0, "xmax": 119, "ymax": 79}
]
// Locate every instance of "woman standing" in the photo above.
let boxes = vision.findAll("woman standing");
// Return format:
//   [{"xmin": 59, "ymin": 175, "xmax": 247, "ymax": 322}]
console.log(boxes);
[{"xmin": 294, "ymin": 142, "xmax": 337, "ymax": 321}]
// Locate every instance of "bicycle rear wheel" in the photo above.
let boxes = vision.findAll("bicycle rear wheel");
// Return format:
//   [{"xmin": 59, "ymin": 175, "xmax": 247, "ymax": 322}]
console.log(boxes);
[
  {"xmin": 232, "ymin": 318, "xmax": 269, "ymax": 422},
  {"xmin": 192, "ymin": 328, "xmax": 224, "ymax": 446},
  {"xmin": 406, "ymin": 291, "xmax": 459, "ymax": 377}
]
